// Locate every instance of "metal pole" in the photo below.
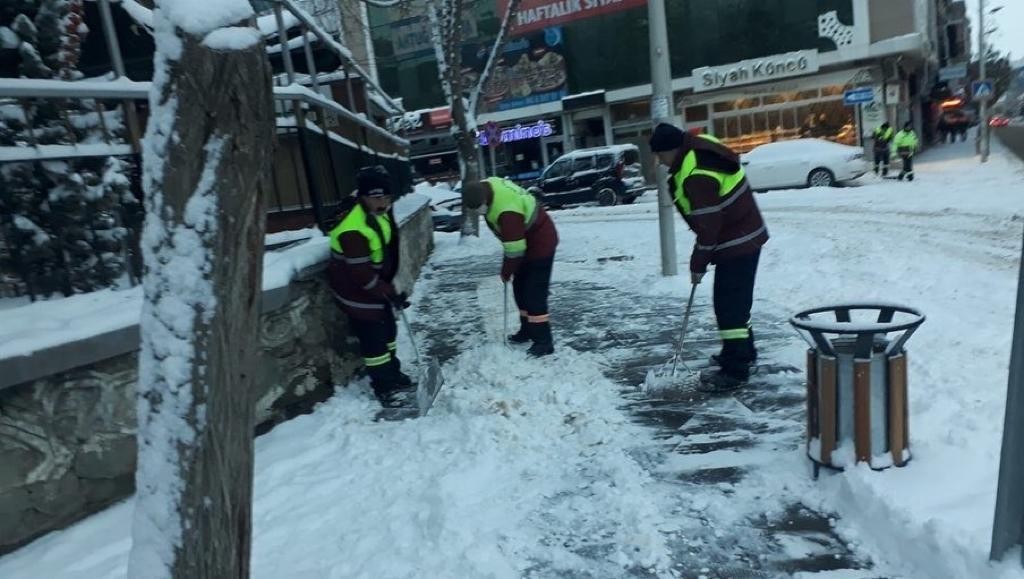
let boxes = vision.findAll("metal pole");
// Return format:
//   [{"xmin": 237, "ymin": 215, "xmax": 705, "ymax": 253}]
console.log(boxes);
[
  {"xmin": 979, "ymin": 0, "xmax": 990, "ymax": 162},
  {"xmin": 991, "ymin": 224, "xmax": 1024, "ymax": 566},
  {"xmin": 97, "ymin": 0, "xmax": 142, "ymax": 152},
  {"xmin": 301, "ymin": 26, "xmax": 320, "ymax": 93},
  {"xmin": 274, "ymin": 2, "xmax": 297, "ymax": 82},
  {"xmin": 647, "ymin": 0, "xmax": 678, "ymax": 277}
]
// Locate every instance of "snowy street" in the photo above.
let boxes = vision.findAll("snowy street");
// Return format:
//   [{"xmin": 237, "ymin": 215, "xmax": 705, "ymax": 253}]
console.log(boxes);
[{"xmin": 2, "ymin": 137, "xmax": 1024, "ymax": 578}]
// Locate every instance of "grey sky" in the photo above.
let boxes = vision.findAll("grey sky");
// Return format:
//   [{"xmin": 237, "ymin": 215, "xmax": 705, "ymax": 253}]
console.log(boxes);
[{"xmin": 962, "ymin": 0, "xmax": 1024, "ymax": 60}]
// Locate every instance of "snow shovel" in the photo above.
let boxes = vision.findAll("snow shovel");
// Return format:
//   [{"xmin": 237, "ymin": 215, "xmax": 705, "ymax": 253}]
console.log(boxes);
[
  {"xmin": 643, "ymin": 282, "xmax": 699, "ymax": 391},
  {"xmin": 397, "ymin": 307, "xmax": 444, "ymax": 417},
  {"xmin": 503, "ymin": 281, "xmax": 510, "ymax": 347}
]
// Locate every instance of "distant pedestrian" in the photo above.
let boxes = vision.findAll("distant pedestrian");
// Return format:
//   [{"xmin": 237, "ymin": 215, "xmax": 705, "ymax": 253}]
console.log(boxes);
[
  {"xmin": 893, "ymin": 122, "xmax": 919, "ymax": 181},
  {"xmin": 872, "ymin": 122, "xmax": 894, "ymax": 176},
  {"xmin": 649, "ymin": 123, "xmax": 769, "ymax": 392},
  {"xmin": 937, "ymin": 116, "xmax": 950, "ymax": 144}
]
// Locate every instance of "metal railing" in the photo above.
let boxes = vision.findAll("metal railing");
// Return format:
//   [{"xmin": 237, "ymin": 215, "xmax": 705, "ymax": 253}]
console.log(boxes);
[{"xmin": 0, "ymin": 0, "xmax": 409, "ymax": 302}]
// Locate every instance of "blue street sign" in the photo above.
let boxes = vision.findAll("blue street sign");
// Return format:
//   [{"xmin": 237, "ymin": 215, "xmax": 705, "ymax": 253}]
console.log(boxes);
[
  {"xmin": 973, "ymin": 80, "xmax": 995, "ymax": 101},
  {"xmin": 843, "ymin": 87, "xmax": 875, "ymax": 105}
]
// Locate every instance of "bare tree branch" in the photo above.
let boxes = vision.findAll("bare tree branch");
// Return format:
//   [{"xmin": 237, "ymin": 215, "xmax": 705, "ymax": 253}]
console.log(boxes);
[{"xmin": 469, "ymin": 0, "xmax": 521, "ymax": 115}]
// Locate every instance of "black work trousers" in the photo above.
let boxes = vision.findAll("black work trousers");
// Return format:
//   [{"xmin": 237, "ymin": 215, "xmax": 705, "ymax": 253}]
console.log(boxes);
[
  {"xmin": 898, "ymin": 155, "xmax": 914, "ymax": 181},
  {"xmin": 349, "ymin": 309, "xmax": 399, "ymax": 391},
  {"xmin": 512, "ymin": 256, "xmax": 554, "ymax": 345},
  {"xmin": 873, "ymin": 149, "xmax": 889, "ymax": 175},
  {"xmin": 512, "ymin": 256, "xmax": 553, "ymax": 320},
  {"xmin": 713, "ymin": 249, "xmax": 761, "ymax": 379}
]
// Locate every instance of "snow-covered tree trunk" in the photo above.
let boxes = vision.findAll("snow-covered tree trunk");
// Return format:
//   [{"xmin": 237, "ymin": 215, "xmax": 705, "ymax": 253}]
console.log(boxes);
[{"xmin": 128, "ymin": 2, "xmax": 273, "ymax": 577}]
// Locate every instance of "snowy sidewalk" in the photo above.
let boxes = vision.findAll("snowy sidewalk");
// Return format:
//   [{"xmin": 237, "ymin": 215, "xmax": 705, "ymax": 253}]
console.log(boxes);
[
  {"xmin": 3, "ymin": 137, "xmax": 1024, "ymax": 579},
  {"xmin": 411, "ymin": 243, "xmax": 886, "ymax": 578}
]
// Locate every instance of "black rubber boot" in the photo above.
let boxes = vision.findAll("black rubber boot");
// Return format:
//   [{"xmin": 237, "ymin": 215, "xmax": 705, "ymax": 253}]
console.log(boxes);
[
  {"xmin": 369, "ymin": 363, "xmax": 414, "ymax": 408},
  {"xmin": 526, "ymin": 322, "xmax": 554, "ymax": 357},
  {"xmin": 508, "ymin": 317, "xmax": 530, "ymax": 344},
  {"xmin": 698, "ymin": 368, "xmax": 748, "ymax": 393},
  {"xmin": 390, "ymin": 357, "xmax": 415, "ymax": 387}
]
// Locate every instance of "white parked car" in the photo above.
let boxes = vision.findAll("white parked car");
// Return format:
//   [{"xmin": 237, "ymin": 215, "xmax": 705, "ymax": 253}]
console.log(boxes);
[{"xmin": 739, "ymin": 138, "xmax": 869, "ymax": 190}]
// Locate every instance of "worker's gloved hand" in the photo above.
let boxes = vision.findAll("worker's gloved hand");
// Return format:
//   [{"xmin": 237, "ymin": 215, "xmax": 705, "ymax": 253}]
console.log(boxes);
[
  {"xmin": 500, "ymin": 261, "xmax": 516, "ymax": 283},
  {"xmin": 390, "ymin": 292, "xmax": 411, "ymax": 310},
  {"xmin": 690, "ymin": 271, "xmax": 705, "ymax": 285}
]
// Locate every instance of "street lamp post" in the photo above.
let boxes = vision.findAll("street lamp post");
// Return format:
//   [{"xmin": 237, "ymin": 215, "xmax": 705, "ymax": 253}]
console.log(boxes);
[
  {"xmin": 979, "ymin": 0, "xmax": 990, "ymax": 162},
  {"xmin": 647, "ymin": 0, "xmax": 678, "ymax": 276}
]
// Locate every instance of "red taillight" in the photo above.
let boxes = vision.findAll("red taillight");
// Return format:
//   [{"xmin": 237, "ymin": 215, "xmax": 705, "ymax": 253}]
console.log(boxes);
[{"xmin": 616, "ymin": 160, "xmax": 624, "ymax": 178}]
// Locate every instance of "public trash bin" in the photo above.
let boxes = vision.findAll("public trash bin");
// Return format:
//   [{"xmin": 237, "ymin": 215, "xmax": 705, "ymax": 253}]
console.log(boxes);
[{"xmin": 790, "ymin": 304, "xmax": 925, "ymax": 475}]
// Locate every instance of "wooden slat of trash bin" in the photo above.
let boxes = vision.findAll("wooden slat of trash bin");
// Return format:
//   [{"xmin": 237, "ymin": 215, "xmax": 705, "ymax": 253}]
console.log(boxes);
[
  {"xmin": 854, "ymin": 359, "xmax": 872, "ymax": 463},
  {"xmin": 889, "ymin": 354, "xmax": 908, "ymax": 465},
  {"xmin": 807, "ymin": 349, "xmax": 818, "ymax": 441},
  {"xmin": 819, "ymin": 355, "xmax": 838, "ymax": 464}
]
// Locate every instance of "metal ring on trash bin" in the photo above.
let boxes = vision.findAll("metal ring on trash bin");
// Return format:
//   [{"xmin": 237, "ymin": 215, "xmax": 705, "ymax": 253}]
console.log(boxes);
[{"xmin": 790, "ymin": 303, "xmax": 925, "ymax": 358}]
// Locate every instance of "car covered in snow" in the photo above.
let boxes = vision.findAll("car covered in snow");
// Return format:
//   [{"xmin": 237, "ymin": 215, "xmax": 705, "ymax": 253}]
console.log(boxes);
[
  {"xmin": 739, "ymin": 138, "xmax": 869, "ymax": 190},
  {"xmin": 528, "ymin": 144, "xmax": 646, "ymax": 208},
  {"xmin": 414, "ymin": 183, "xmax": 463, "ymax": 232}
]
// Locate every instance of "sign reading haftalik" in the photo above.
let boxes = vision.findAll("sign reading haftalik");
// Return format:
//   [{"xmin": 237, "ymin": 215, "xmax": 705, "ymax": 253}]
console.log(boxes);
[
  {"xmin": 692, "ymin": 50, "xmax": 820, "ymax": 93},
  {"xmin": 499, "ymin": 0, "xmax": 645, "ymax": 34}
]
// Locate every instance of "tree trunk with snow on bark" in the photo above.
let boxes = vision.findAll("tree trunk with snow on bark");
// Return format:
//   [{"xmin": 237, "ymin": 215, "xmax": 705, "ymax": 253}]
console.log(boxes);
[{"xmin": 128, "ymin": 4, "xmax": 273, "ymax": 578}]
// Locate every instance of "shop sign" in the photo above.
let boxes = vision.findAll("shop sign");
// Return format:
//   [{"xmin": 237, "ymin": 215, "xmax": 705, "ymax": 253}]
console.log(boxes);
[
  {"xmin": 938, "ymin": 64, "xmax": 968, "ymax": 81},
  {"xmin": 498, "ymin": 0, "xmax": 646, "ymax": 35},
  {"xmin": 692, "ymin": 50, "xmax": 820, "ymax": 93},
  {"xmin": 842, "ymin": 87, "xmax": 875, "ymax": 105},
  {"xmin": 473, "ymin": 26, "xmax": 568, "ymax": 113},
  {"xmin": 478, "ymin": 119, "xmax": 556, "ymax": 146},
  {"xmin": 391, "ymin": 15, "xmax": 477, "ymax": 58},
  {"xmin": 428, "ymin": 107, "xmax": 452, "ymax": 127}
]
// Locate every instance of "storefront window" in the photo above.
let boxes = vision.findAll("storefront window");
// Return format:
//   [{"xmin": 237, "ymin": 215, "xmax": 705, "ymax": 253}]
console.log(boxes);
[
  {"xmin": 708, "ymin": 88, "xmax": 856, "ymax": 153},
  {"xmin": 713, "ymin": 117, "xmax": 727, "ymax": 137},
  {"xmin": 740, "ymin": 114, "xmax": 754, "ymax": 135},
  {"xmin": 820, "ymin": 85, "xmax": 844, "ymax": 97},
  {"xmin": 611, "ymin": 100, "xmax": 650, "ymax": 125},
  {"xmin": 753, "ymin": 111, "xmax": 769, "ymax": 134},
  {"xmin": 713, "ymin": 101, "xmax": 735, "ymax": 113},
  {"xmin": 685, "ymin": 105, "xmax": 709, "ymax": 122}
]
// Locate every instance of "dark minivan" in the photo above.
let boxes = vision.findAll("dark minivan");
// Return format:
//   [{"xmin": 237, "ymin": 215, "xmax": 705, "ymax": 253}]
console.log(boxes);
[{"xmin": 528, "ymin": 144, "xmax": 646, "ymax": 208}]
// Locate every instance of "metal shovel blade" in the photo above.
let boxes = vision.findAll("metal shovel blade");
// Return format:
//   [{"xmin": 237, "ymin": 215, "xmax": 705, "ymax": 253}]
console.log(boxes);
[{"xmin": 415, "ymin": 355, "xmax": 444, "ymax": 417}]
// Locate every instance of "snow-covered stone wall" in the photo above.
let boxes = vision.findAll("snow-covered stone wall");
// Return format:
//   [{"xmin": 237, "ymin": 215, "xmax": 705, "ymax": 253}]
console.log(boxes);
[{"xmin": 0, "ymin": 199, "xmax": 433, "ymax": 555}]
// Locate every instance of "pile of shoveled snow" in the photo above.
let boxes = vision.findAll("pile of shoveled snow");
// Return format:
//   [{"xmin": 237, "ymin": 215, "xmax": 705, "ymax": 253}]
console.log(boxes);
[{"xmin": 0, "ymin": 343, "xmax": 680, "ymax": 579}]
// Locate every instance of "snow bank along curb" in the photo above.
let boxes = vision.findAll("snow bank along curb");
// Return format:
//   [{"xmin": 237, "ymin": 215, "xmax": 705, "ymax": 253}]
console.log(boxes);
[
  {"xmin": 0, "ymin": 197, "xmax": 431, "ymax": 556},
  {"xmin": 0, "ymin": 194, "xmax": 430, "ymax": 390}
]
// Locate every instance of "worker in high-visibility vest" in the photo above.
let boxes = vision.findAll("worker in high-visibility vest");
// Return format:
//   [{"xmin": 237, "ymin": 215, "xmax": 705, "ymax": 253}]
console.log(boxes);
[
  {"xmin": 328, "ymin": 166, "xmax": 413, "ymax": 407},
  {"xmin": 649, "ymin": 123, "xmax": 769, "ymax": 392},
  {"xmin": 892, "ymin": 121, "xmax": 919, "ymax": 181},
  {"xmin": 872, "ymin": 122, "xmax": 894, "ymax": 176},
  {"xmin": 462, "ymin": 177, "xmax": 559, "ymax": 357}
]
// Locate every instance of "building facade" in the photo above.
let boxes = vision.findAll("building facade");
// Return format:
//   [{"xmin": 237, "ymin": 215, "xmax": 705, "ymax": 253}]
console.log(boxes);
[{"xmin": 371, "ymin": 0, "xmax": 968, "ymax": 183}]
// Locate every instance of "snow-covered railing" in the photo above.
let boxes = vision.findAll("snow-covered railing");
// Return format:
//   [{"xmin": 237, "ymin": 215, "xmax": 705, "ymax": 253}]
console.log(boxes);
[
  {"xmin": 0, "ymin": 78, "xmax": 406, "ymax": 162},
  {"xmin": 274, "ymin": 0, "xmax": 402, "ymax": 116}
]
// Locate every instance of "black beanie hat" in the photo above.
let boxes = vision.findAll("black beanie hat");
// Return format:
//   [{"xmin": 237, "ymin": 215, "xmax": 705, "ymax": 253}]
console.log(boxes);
[
  {"xmin": 356, "ymin": 165, "xmax": 392, "ymax": 197},
  {"xmin": 649, "ymin": 123, "xmax": 685, "ymax": 153}
]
